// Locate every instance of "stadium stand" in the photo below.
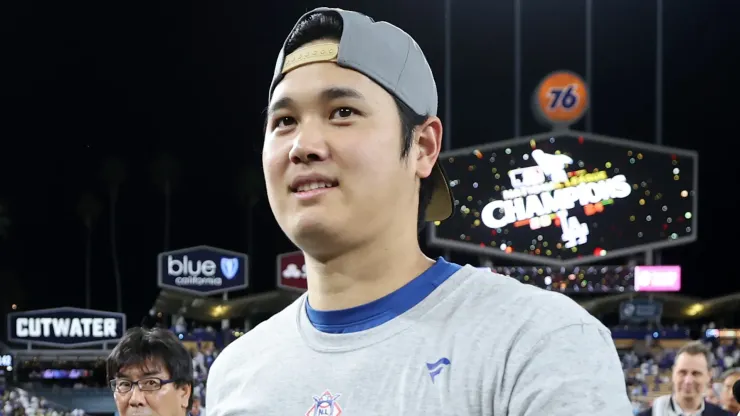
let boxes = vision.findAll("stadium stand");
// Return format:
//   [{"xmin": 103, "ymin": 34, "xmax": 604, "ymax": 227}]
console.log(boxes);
[
  {"xmin": 617, "ymin": 327, "xmax": 739, "ymax": 413},
  {"xmin": 168, "ymin": 320, "xmax": 232, "ymax": 410},
  {"xmin": 0, "ymin": 386, "xmax": 85, "ymax": 416}
]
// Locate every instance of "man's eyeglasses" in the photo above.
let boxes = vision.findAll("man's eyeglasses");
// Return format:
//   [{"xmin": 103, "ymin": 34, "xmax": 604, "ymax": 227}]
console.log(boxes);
[{"xmin": 110, "ymin": 377, "xmax": 176, "ymax": 393}]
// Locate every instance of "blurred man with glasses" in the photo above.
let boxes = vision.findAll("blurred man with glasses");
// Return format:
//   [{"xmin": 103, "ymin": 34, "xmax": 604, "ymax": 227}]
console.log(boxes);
[{"xmin": 107, "ymin": 327, "xmax": 194, "ymax": 416}]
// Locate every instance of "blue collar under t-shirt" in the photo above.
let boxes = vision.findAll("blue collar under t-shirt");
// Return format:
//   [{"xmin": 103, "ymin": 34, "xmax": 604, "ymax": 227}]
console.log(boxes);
[{"xmin": 305, "ymin": 257, "xmax": 461, "ymax": 334}]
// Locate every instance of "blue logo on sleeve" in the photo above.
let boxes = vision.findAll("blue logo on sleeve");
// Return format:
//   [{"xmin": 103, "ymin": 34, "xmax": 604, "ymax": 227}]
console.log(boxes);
[{"xmin": 426, "ymin": 357, "xmax": 451, "ymax": 383}]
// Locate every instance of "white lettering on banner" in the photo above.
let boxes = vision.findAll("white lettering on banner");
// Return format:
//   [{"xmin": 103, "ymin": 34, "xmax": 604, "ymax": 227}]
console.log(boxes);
[
  {"xmin": 481, "ymin": 175, "xmax": 631, "ymax": 228},
  {"xmin": 637, "ymin": 271, "xmax": 678, "ymax": 287},
  {"xmin": 174, "ymin": 276, "xmax": 223, "ymax": 286},
  {"xmin": 15, "ymin": 317, "xmax": 118, "ymax": 339},
  {"xmin": 282, "ymin": 263, "xmax": 306, "ymax": 279},
  {"xmin": 481, "ymin": 150, "xmax": 633, "ymax": 248},
  {"xmin": 168, "ymin": 255, "xmax": 216, "ymax": 276},
  {"xmin": 167, "ymin": 255, "xmax": 222, "ymax": 287}
]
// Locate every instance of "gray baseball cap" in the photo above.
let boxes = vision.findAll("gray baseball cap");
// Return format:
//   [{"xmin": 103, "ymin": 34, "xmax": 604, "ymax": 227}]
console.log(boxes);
[{"xmin": 269, "ymin": 7, "xmax": 454, "ymax": 222}]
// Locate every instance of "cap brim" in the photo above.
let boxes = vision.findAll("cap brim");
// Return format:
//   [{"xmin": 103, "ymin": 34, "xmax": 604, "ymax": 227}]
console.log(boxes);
[{"xmin": 424, "ymin": 162, "xmax": 454, "ymax": 222}]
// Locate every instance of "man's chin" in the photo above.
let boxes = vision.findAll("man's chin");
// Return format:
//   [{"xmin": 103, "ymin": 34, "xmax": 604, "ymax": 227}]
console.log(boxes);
[
  {"xmin": 289, "ymin": 216, "xmax": 339, "ymax": 241},
  {"xmin": 289, "ymin": 219, "xmax": 351, "ymax": 255},
  {"xmin": 678, "ymin": 392, "xmax": 702, "ymax": 401},
  {"xmin": 127, "ymin": 411, "xmax": 155, "ymax": 416}
]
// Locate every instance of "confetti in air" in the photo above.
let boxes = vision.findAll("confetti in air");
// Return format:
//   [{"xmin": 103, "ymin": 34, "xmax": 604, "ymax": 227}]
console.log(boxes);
[{"xmin": 433, "ymin": 134, "xmax": 696, "ymax": 264}]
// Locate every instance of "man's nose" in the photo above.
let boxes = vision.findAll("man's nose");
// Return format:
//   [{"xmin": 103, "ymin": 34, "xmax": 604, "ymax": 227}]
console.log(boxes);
[
  {"xmin": 288, "ymin": 125, "xmax": 329, "ymax": 165},
  {"xmin": 128, "ymin": 386, "xmax": 147, "ymax": 407},
  {"xmin": 682, "ymin": 376, "xmax": 698, "ymax": 385}
]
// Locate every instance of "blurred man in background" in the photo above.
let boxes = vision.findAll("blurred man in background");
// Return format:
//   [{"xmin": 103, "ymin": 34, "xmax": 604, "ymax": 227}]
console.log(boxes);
[
  {"xmin": 707, "ymin": 387, "xmax": 722, "ymax": 406},
  {"xmin": 721, "ymin": 369, "xmax": 740, "ymax": 415},
  {"xmin": 189, "ymin": 398, "xmax": 205, "ymax": 416},
  {"xmin": 107, "ymin": 327, "xmax": 194, "ymax": 416},
  {"xmin": 639, "ymin": 341, "xmax": 731, "ymax": 416}
]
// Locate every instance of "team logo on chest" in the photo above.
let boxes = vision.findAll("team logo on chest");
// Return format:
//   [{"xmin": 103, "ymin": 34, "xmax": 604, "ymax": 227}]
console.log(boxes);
[{"xmin": 306, "ymin": 390, "xmax": 342, "ymax": 416}]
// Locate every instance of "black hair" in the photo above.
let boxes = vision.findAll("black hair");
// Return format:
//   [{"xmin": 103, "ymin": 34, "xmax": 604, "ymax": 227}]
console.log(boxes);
[
  {"xmin": 283, "ymin": 11, "xmax": 434, "ymax": 234},
  {"xmin": 106, "ymin": 327, "xmax": 194, "ymax": 411}
]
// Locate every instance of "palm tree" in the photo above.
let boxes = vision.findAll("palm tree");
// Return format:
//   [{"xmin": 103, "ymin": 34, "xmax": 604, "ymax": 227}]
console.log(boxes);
[
  {"xmin": 0, "ymin": 203, "xmax": 19, "ymax": 315},
  {"xmin": 151, "ymin": 154, "xmax": 180, "ymax": 251},
  {"xmin": 101, "ymin": 157, "xmax": 126, "ymax": 313},
  {"xmin": 235, "ymin": 167, "xmax": 265, "ymax": 275},
  {"xmin": 77, "ymin": 193, "xmax": 102, "ymax": 309}
]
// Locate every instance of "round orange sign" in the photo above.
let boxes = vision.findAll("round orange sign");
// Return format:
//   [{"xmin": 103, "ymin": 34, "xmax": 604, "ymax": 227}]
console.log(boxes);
[{"xmin": 532, "ymin": 71, "xmax": 589, "ymax": 128}]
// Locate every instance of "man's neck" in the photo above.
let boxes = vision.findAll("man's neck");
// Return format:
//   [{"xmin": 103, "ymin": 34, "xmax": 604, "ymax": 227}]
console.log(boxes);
[
  {"xmin": 304, "ymin": 227, "xmax": 435, "ymax": 311},
  {"xmin": 675, "ymin": 396, "xmax": 701, "ymax": 413}
]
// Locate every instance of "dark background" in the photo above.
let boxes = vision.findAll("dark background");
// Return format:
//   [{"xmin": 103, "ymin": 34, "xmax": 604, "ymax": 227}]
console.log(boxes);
[{"xmin": 1, "ymin": 0, "xmax": 737, "ymax": 328}]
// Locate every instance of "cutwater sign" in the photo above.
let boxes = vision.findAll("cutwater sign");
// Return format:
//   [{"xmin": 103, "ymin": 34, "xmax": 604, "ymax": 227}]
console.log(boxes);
[
  {"xmin": 7, "ymin": 307, "xmax": 126, "ymax": 348},
  {"xmin": 158, "ymin": 245, "xmax": 249, "ymax": 296}
]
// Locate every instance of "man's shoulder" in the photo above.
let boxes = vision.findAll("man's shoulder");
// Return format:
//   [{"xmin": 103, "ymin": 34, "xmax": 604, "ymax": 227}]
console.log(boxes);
[
  {"xmin": 233, "ymin": 296, "xmax": 302, "ymax": 346},
  {"xmin": 209, "ymin": 296, "xmax": 303, "ymax": 374},
  {"xmin": 460, "ymin": 266, "xmax": 606, "ymax": 331},
  {"xmin": 438, "ymin": 267, "xmax": 612, "ymax": 367},
  {"xmin": 705, "ymin": 402, "xmax": 735, "ymax": 416}
]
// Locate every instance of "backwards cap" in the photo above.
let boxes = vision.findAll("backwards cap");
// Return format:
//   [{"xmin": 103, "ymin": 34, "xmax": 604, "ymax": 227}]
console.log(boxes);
[{"xmin": 269, "ymin": 7, "xmax": 453, "ymax": 222}]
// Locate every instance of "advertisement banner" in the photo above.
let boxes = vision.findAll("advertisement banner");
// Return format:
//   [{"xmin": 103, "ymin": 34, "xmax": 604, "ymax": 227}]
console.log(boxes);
[
  {"xmin": 486, "ymin": 265, "xmax": 636, "ymax": 293},
  {"xmin": 158, "ymin": 245, "xmax": 249, "ymax": 296},
  {"xmin": 7, "ymin": 307, "xmax": 126, "ymax": 348},
  {"xmin": 706, "ymin": 328, "xmax": 740, "ymax": 339},
  {"xmin": 619, "ymin": 299, "xmax": 663, "ymax": 324},
  {"xmin": 634, "ymin": 265, "xmax": 681, "ymax": 292},
  {"xmin": 531, "ymin": 70, "xmax": 590, "ymax": 130},
  {"xmin": 428, "ymin": 132, "xmax": 698, "ymax": 266},
  {"xmin": 276, "ymin": 251, "xmax": 307, "ymax": 292},
  {"xmin": 0, "ymin": 354, "xmax": 12, "ymax": 367}
]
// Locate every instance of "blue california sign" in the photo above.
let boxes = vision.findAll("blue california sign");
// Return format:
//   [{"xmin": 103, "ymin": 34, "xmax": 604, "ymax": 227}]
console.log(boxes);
[{"xmin": 157, "ymin": 245, "xmax": 249, "ymax": 295}]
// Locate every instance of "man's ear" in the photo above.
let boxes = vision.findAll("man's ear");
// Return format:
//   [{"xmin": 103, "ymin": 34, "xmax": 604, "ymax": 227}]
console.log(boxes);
[
  {"xmin": 178, "ymin": 383, "xmax": 192, "ymax": 409},
  {"xmin": 414, "ymin": 116, "xmax": 443, "ymax": 179}
]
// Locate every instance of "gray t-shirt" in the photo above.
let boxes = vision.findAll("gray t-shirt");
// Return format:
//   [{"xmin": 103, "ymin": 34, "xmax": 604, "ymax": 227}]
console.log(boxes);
[{"xmin": 207, "ymin": 263, "xmax": 632, "ymax": 415}]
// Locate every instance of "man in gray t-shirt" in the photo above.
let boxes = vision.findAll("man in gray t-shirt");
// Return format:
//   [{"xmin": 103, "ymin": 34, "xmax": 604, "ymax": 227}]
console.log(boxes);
[{"xmin": 207, "ymin": 7, "xmax": 632, "ymax": 415}]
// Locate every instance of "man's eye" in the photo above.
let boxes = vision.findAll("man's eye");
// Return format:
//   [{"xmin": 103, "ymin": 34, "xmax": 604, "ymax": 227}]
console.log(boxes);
[
  {"xmin": 330, "ymin": 107, "xmax": 357, "ymax": 119},
  {"xmin": 275, "ymin": 116, "xmax": 296, "ymax": 128}
]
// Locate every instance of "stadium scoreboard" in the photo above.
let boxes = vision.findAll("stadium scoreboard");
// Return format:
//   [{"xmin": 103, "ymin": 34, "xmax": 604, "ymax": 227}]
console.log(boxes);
[{"xmin": 429, "ymin": 132, "xmax": 698, "ymax": 266}]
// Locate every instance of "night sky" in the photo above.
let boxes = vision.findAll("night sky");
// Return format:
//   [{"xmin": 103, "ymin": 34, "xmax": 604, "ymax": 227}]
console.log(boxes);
[{"xmin": 1, "ymin": 0, "xmax": 737, "ymax": 330}]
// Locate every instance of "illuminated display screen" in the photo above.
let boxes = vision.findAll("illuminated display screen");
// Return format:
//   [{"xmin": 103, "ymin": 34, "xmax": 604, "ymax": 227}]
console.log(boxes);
[
  {"xmin": 430, "ymin": 133, "xmax": 698, "ymax": 265},
  {"xmin": 489, "ymin": 265, "xmax": 635, "ymax": 293},
  {"xmin": 707, "ymin": 329, "xmax": 740, "ymax": 339},
  {"xmin": 14, "ymin": 360, "xmax": 105, "ymax": 385}
]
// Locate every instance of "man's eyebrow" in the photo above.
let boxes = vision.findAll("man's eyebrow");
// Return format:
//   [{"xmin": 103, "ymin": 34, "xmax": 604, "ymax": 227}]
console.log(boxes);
[
  {"xmin": 267, "ymin": 97, "xmax": 295, "ymax": 116},
  {"xmin": 320, "ymin": 86, "xmax": 365, "ymax": 102},
  {"xmin": 115, "ymin": 369, "xmax": 162, "ymax": 379},
  {"xmin": 267, "ymin": 87, "xmax": 365, "ymax": 116}
]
